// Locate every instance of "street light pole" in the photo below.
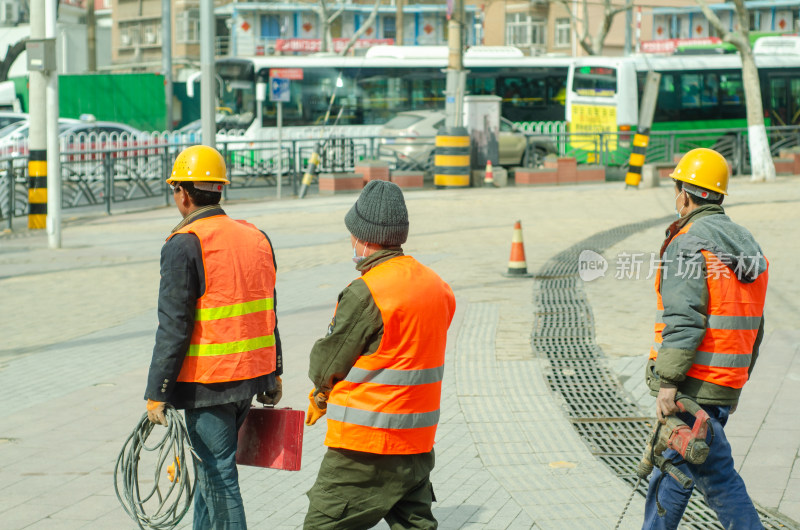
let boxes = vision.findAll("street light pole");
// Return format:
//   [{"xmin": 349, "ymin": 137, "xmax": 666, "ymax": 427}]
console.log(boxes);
[
  {"xmin": 46, "ymin": 0, "xmax": 60, "ymax": 248},
  {"xmin": 162, "ymin": 0, "xmax": 173, "ymax": 131},
  {"xmin": 200, "ymin": 0, "xmax": 216, "ymax": 147}
]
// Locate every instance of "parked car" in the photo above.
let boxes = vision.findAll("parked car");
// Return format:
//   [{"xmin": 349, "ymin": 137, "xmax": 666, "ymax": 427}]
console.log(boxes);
[
  {"xmin": 378, "ymin": 110, "xmax": 556, "ymax": 168},
  {"xmin": 0, "ymin": 111, "xmax": 26, "ymax": 131},
  {"xmin": 0, "ymin": 119, "xmax": 152, "ymax": 164}
]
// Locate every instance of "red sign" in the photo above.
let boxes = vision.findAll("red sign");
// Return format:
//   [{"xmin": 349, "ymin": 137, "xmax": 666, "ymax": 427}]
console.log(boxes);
[
  {"xmin": 275, "ymin": 38, "xmax": 394, "ymax": 53},
  {"xmin": 640, "ymin": 37, "xmax": 721, "ymax": 54},
  {"xmin": 269, "ymin": 68, "xmax": 304, "ymax": 80}
]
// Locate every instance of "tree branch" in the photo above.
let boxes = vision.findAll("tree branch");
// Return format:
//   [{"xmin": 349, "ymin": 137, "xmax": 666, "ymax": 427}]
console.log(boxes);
[
  {"xmin": 556, "ymin": 0, "xmax": 593, "ymax": 54},
  {"xmin": 695, "ymin": 0, "xmax": 747, "ymax": 49},
  {"xmin": 338, "ymin": 0, "xmax": 381, "ymax": 56},
  {"xmin": 327, "ymin": 6, "xmax": 345, "ymax": 26}
]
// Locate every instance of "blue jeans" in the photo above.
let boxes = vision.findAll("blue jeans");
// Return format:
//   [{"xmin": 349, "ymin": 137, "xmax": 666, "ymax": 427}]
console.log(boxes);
[
  {"xmin": 642, "ymin": 404, "xmax": 763, "ymax": 529},
  {"xmin": 185, "ymin": 399, "xmax": 251, "ymax": 530}
]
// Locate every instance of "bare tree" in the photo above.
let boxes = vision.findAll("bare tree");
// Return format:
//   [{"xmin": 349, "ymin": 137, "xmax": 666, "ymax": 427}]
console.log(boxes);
[
  {"xmin": 555, "ymin": 0, "xmax": 633, "ymax": 55},
  {"xmin": 697, "ymin": 0, "xmax": 775, "ymax": 182},
  {"xmin": 339, "ymin": 1, "xmax": 381, "ymax": 56},
  {"xmin": 316, "ymin": 0, "xmax": 345, "ymax": 53}
]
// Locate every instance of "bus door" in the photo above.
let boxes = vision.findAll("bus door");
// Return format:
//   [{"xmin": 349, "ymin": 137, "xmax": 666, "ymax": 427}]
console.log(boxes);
[{"xmin": 765, "ymin": 72, "xmax": 800, "ymax": 126}]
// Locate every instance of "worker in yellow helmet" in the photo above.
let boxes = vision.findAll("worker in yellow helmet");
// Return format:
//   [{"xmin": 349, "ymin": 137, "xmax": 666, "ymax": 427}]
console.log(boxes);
[
  {"xmin": 144, "ymin": 145, "xmax": 283, "ymax": 528},
  {"xmin": 643, "ymin": 148, "xmax": 768, "ymax": 529}
]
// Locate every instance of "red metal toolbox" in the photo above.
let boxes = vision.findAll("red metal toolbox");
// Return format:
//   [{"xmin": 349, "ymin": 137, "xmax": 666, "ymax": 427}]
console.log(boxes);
[{"xmin": 236, "ymin": 406, "xmax": 304, "ymax": 471}]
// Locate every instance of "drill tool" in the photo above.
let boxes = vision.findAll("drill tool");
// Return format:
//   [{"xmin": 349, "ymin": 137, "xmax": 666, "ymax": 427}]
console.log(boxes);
[{"xmin": 637, "ymin": 395, "xmax": 711, "ymax": 489}]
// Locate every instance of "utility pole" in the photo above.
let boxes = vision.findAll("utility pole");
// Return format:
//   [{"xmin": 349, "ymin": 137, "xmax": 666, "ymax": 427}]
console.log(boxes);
[
  {"xmin": 46, "ymin": 0, "xmax": 60, "ymax": 247},
  {"xmin": 396, "ymin": 0, "xmax": 404, "ymax": 45},
  {"xmin": 162, "ymin": 0, "xmax": 173, "ymax": 131},
  {"xmin": 87, "ymin": 0, "xmax": 96, "ymax": 71},
  {"xmin": 445, "ymin": 0, "xmax": 465, "ymax": 128},
  {"xmin": 200, "ymin": 0, "xmax": 216, "ymax": 147},
  {"xmin": 27, "ymin": 0, "xmax": 49, "ymax": 231}
]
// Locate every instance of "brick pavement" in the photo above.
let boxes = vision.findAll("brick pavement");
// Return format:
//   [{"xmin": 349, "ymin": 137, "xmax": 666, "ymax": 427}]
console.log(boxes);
[{"xmin": 1, "ymin": 178, "xmax": 798, "ymax": 529}]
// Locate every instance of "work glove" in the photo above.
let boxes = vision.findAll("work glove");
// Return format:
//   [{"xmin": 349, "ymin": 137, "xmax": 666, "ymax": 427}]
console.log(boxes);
[
  {"xmin": 146, "ymin": 399, "xmax": 167, "ymax": 426},
  {"xmin": 256, "ymin": 376, "xmax": 282, "ymax": 406},
  {"xmin": 305, "ymin": 389, "xmax": 328, "ymax": 426}
]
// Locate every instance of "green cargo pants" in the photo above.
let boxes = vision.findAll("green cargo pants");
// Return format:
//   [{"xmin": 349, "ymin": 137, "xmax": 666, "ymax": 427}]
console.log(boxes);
[{"xmin": 303, "ymin": 447, "xmax": 437, "ymax": 530}]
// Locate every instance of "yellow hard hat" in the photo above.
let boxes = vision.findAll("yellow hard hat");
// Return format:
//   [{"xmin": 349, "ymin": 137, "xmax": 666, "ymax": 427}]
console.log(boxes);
[
  {"xmin": 670, "ymin": 148, "xmax": 729, "ymax": 195},
  {"xmin": 168, "ymin": 145, "xmax": 230, "ymax": 185}
]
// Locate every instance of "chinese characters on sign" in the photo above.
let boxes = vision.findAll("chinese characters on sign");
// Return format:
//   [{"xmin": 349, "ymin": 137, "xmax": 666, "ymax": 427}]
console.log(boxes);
[
  {"xmin": 275, "ymin": 39, "xmax": 394, "ymax": 53},
  {"xmin": 569, "ymin": 104, "xmax": 618, "ymax": 152}
]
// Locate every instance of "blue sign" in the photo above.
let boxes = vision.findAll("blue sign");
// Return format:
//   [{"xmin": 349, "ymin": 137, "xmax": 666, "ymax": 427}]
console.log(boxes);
[{"xmin": 270, "ymin": 78, "xmax": 290, "ymax": 103}]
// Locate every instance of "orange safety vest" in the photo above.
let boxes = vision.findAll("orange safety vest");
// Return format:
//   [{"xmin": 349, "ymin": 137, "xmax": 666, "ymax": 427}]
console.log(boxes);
[
  {"xmin": 168, "ymin": 215, "xmax": 277, "ymax": 384},
  {"xmin": 650, "ymin": 223, "xmax": 768, "ymax": 389},
  {"xmin": 325, "ymin": 255, "xmax": 456, "ymax": 455}
]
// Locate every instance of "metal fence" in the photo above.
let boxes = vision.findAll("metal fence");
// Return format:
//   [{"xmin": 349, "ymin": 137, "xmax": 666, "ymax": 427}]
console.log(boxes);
[{"xmin": 3, "ymin": 125, "xmax": 800, "ymax": 229}]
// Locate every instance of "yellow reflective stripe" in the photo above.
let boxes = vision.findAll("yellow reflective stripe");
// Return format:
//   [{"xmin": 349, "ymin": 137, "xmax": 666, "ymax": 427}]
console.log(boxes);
[
  {"xmin": 187, "ymin": 334, "xmax": 276, "ymax": 357},
  {"xmin": 195, "ymin": 297, "xmax": 274, "ymax": 321}
]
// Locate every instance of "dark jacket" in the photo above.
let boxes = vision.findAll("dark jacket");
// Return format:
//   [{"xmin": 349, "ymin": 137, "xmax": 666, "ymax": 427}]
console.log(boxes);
[
  {"xmin": 144, "ymin": 206, "xmax": 282, "ymax": 409},
  {"xmin": 646, "ymin": 204, "xmax": 767, "ymax": 405},
  {"xmin": 308, "ymin": 248, "xmax": 402, "ymax": 395}
]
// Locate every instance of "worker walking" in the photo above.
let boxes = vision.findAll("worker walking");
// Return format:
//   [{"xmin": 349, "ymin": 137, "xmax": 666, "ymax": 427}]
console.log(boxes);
[
  {"xmin": 643, "ymin": 148, "xmax": 768, "ymax": 529},
  {"xmin": 304, "ymin": 180, "xmax": 456, "ymax": 529},
  {"xmin": 144, "ymin": 145, "xmax": 283, "ymax": 529}
]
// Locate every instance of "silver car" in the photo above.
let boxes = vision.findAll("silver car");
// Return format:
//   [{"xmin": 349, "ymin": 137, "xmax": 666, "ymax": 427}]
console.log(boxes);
[{"xmin": 378, "ymin": 110, "xmax": 554, "ymax": 168}]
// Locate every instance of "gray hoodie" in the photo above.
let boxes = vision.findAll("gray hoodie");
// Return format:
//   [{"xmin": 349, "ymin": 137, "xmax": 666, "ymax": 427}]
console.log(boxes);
[{"xmin": 645, "ymin": 205, "xmax": 767, "ymax": 405}]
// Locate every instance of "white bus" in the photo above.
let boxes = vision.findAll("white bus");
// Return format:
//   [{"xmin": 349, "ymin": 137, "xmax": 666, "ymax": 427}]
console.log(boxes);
[
  {"xmin": 565, "ymin": 37, "xmax": 800, "ymax": 164},
  {"xmin": 213, "ymin": 46, "xmax": 573, "ymax": 141}
]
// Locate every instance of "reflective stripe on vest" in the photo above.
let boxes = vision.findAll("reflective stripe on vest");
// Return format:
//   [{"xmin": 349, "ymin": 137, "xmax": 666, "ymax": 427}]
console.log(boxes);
[
  {"xmin": 324, "ymin": 255, "xmax": 456, "ymax": 455},
  {"xmin": 650, "ymin": 223, "xmax": 768, "ymax": 389},
  {"xmin": 170, "ymin": 215, "xmax": 277, "ymax": 384}
]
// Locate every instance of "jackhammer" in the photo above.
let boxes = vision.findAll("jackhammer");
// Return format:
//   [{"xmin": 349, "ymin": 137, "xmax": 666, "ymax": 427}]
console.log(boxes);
[
  {"xmin": 637, "ymin": 395, "xmax": 711, "ymax": 488},
  {"xmin": 614, "ymin": 395, "xmax": 713, "ymax": 528}
]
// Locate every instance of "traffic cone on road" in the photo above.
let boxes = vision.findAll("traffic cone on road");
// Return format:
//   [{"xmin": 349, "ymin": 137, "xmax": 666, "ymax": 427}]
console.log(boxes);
[
  {"xmin": 484, "ymin": 159, "xmax": 494, "ymax": 187},
  {"xmin": 503, "ymin": 221, "xmax": 533, "ymax": 278}
]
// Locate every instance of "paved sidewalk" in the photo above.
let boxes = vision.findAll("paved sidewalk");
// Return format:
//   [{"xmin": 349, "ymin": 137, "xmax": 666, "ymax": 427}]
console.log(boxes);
[{"xmin": 1, "ymin": 177, "xmax": 799, "ymax": 529}]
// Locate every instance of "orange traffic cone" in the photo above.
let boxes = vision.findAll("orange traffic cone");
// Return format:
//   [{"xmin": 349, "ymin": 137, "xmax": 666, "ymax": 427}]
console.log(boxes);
[
  {"xmin": 484, "ymin": 159, "xmax": 494, "ymax": 187},
  {"xmin": 503, "ymin": 220, "xmax": 532, "ymax": 278}
]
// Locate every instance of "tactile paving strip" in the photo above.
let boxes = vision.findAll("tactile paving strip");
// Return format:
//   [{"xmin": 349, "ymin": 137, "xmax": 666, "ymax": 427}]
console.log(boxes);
[{"xmin": 532, "ymin": 215, "xmax": 796, "ymax": 529}]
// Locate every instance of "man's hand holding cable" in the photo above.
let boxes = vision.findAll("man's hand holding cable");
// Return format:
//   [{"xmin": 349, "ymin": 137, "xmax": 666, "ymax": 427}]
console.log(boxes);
[
  {"xmin": 306, "ymin": 389, "xmax": 328, "ymax": 426},
  {"xmin": 146, "ymin": 399, "xmax": 167, "ymax": 426},
  {"xmin": 656, "ymin": 385, "xmax": 679, "ymax": 424}
]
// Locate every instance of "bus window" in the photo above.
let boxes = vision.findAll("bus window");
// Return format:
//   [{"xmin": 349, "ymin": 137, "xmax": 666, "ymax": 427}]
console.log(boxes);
[
  {"xmin": 719, "ymin": 73, "xmax": 745, "ymax": 120},
  {"xmin": 681, "ymin": 74, "xmax": 701, "ymax": 108},
  {"xmin": 653, "ymin": 74, "xmax": 680, "ymax": 123},
  {"xmin": 572, "ymin": 66, "xmax": 617, "ymax": 97}
]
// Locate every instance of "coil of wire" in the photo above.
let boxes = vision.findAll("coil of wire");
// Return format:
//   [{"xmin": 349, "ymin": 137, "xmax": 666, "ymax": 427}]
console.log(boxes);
[{"xmin": 114, "ymin": 406, "xmax": 199, "ymax": 530}]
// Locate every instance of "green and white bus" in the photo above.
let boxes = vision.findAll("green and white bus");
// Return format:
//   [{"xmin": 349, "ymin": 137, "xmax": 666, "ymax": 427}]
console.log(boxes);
[
  {"xmin": 214, "ymin": 46, "xmax": 572, "ymax": 141},
  {"xmin": 565, "ymin": 36, "xmax": 800, "ymax": 164}
]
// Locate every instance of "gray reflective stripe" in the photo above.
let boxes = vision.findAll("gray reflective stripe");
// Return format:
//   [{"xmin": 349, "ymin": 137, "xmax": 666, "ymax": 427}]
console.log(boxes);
[
  {"xmin": 694, "ymin": 350, "xmax": 752, "ymax": 368},
  {"xmin": 327, "ymin": 404, "xmax": 440, "ymax": 430},
  {"xmin": 652, "ymin": 341, "xmax": 661, "ymax": 352},
  {"xmin": 344, "ymin": 365, "xmax": 444, "ymax": 386},
  {"xmin": 655, "ymin": 310, "xmax": 664, "ymax": 324},
  {"xmin": 707, "ymin": 315, "xmax": 761, "ymax": 330}
]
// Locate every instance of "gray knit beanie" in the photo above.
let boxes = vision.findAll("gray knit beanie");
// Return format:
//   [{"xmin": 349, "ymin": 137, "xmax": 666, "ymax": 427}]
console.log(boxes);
[{"xmin": 344, "ymin": 180, "xmax": 409, "ymax": 246}]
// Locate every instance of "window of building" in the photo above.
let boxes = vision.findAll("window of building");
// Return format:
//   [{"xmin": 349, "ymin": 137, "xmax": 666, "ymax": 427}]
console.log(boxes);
[
  {"xmin": 261, "ymin": 15, "xmax": 281, "ymax": 39},
  {"xmin": 143, "ymin": 21, "xmax": 161, "ymax": 45},
  {"xmin": 176, "ymin": 9, "xmax": 200, "ymax": 44},
  {"xmin": 119, "ymin": 22, "xmax": 139, "ymax": 47},
  {"xmin": 383, "ymin": 16, "xmax": 396, "ymax": 40},
  {"xmin": 555, "ymin": 18, "xmax": 571, "ymax": 48},
  {"xmin": 505, "ymin": 13, "xmax": 545, "ymax": 48}
]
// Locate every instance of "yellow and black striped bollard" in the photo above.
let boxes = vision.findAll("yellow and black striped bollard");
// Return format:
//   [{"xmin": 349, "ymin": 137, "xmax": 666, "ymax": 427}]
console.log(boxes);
[
  {"xmin": 434, "ymin": 127, "xmax": 471, "ymax": 188},
  {"xmin": 28, "ymin": 149, "xmax": 47, "ymax": 229},
  {"xmin": 624, "ymin": 130, "xmax": 650, "ymax": 188}
]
